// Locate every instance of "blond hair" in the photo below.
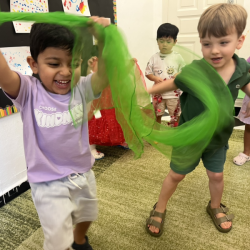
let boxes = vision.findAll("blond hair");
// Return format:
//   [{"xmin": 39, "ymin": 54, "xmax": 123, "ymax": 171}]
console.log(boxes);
[{"xmin": 198, "ymin": 3, "xmax": 247, "ymax": 38}]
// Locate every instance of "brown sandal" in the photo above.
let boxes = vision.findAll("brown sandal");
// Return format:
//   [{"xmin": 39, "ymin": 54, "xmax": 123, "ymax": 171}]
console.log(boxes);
[
  {"xmin": 146, "ymin": 203, "xmax": 166, "ymax": 237},
  {"xmin": 206, "ymin": 200, "xmax": 234, "ymax": 233}
]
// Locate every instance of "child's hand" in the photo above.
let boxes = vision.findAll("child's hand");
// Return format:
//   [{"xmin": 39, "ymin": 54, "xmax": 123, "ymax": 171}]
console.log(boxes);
[
  {"xmin": 88, "ymin": 56, "xmax": 98, "ymax": 73},
  {"xmin": 147, "ymin": 78, "xmax": 177, "ymax": 95},
  {"xmin": 88, "ymin": 16, "xmax": 110, "ymax": 41},
  {"xmin": 154, "ymin": 76, "xmax": 164, "ymax": 84}
]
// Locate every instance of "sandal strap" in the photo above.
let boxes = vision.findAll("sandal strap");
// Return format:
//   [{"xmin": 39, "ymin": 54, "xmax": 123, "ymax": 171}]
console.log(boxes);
[
  {"xmin": 146, "ymin": 218, "xmax": 162, "ymax": 229},
  {"xmin": 215, "ymin": 214, "xmax": 234, "ymax": 225},
  {"xmin": 211, "ymin": 206, "xmax": 229, "ymax": 214},
  {"xmin": 209, "ymin": 202, "xmax": 229, "ymax": 214},
  {"xmin": 150, "ymin": 209, "xmax": 165, "ymax": 219}
]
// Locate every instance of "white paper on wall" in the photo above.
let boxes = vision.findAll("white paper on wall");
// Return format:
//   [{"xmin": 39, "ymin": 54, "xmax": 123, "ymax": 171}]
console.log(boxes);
[
  {"xmin": 10, "ymin": 0, "xmax": 49, "ymax": 33},
  {"xmin": 0, "ymin": 113, "xmax": 27, "ymax": 197},
  {"xmin": 1, "ymin": 47, "xmax": 32, "ymax": 76},
  {"xmin": 62, "ymin": 0, "xmax": 91, "ymax": 16}
]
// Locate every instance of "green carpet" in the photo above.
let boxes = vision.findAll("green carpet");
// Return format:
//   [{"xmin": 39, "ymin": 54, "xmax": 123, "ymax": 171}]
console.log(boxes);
[{"xmin": 1, "ymin": 130, "xmax": 250, "ymax": 250}]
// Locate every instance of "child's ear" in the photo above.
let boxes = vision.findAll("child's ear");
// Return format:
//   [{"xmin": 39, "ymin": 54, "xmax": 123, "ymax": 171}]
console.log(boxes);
[
  {"xmin": 174, "ymin": 39, "xmax": 177, "ymax": 44},
  {"xmin": 236, "ymin": 35, "xmax": 245, "ymax": 50},
  {"xmin": 27, "ymin": 56, "xmax": 39, "ymax": 74}
]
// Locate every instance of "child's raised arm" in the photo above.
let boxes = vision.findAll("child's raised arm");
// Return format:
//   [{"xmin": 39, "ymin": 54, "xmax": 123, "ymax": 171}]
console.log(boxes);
[
  {"xmin": 88, "ymin": 17, "xmax": 109, "ymax": 96},
  {"xmin": 0, "ymin": 51, "xmax": 20, "ymax": 98},
  {"xmin": 147, "ymin": 78, "xmax": 177, "ymax": 95}
]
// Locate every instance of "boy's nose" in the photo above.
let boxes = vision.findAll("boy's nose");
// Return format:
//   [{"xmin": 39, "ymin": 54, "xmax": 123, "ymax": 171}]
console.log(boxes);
[
  {"xmin": 60, "ymin": 67, "xmax": 71, "ymax": 76},
  {"xmin": 211, "ymin": 46, "xmax": 219, "ymax": 55}
]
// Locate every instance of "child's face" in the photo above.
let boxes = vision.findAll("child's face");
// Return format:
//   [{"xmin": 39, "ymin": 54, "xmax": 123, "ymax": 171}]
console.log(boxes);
[
  {"xmin": 157, "ymin": 37, "xmax": 176, "ymax": 54},
  {"xmin": 27, "ymin": 47, "xmax": 82, "ymax": 95},
  {"xmin": 200, "ymin": 29, "xmax": 245, "ymax": 71}
]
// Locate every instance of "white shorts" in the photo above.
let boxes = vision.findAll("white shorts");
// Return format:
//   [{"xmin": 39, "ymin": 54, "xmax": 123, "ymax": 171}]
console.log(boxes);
[{"xmin": 30, "ymin": 170, "xmax": 98, "ymax": 250}]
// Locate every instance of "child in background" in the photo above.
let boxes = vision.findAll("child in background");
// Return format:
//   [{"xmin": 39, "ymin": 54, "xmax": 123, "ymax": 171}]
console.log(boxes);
[
  {"xmin": 87, "ymin": 56, "xmax": 128, "ymax": 160},
  {"xmin": 234, "ymin": 57, "xmax": 250, "ymax": 165},
  {"xmin": 146, "ymin": 3, "xmax": 250, "ymax": 236},
  {"xmin": 145, "ymin": 23, "xmax": 185, "ymax": 126},
  {"xmin": 0, "ymin": 17, "xmax": 109, "ymax": 250},
  {"xmin": 88, "ymin": 56, "xmax": 146, "ymax": 159}
]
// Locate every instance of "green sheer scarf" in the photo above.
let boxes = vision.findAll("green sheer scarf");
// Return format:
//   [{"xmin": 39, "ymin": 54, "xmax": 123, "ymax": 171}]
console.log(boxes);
[{"xmin": 0, "ymin": 12, "xmax": 234, "ymax": 170}]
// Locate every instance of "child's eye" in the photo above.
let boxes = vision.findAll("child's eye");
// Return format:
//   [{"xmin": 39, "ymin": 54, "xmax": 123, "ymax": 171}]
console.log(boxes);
[
  {"xmin": 48, "ymin": 63, "xmax": 59, "ymax": 67},
  {"xmin": 221, "ymin": 42, "xmax": 228, "ymax": 45},
  {"xmin": 203, "ymin": 43, "xmax": 210, "ymax": 47}
]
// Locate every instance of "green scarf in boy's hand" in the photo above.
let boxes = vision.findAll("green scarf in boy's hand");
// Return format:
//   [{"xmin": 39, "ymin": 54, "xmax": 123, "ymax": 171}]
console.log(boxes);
[{"xmin": 0, "ymin": 12, "xmax": 234, "ymax": 170}]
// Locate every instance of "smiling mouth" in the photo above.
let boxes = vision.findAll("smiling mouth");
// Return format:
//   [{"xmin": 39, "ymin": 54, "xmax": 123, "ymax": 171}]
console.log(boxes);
[
  {"xmin": 54, "ymin": 80, "xmax": 71, "ymax": 89},
  {"xmin": 211, "ymin": 57, "xmax": 222, "ymax": 62}
]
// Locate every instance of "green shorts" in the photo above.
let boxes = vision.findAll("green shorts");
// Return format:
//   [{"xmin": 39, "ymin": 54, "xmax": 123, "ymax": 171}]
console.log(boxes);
[{"xmin": 170, "ymin": 144, "xmax": 229, "ymax": 175}]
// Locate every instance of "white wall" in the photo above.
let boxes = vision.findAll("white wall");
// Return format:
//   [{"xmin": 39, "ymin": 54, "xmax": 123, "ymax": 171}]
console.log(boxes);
[
  {"xmin": 117, "ymin": 0, "xmax": 250, "ymax": 66},
  {"xmin": 239, "ymin": 0, "xmax": 250, "ymax": 60},
  {"xmin": 117, "ymin": 0, "xmax": 163, "ymax": 89}
]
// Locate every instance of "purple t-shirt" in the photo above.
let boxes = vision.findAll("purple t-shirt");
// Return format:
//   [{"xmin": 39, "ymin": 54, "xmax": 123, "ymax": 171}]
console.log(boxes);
[{"xmin": 6, "ymin": 73, "xmax": 97, "ymax": 183}]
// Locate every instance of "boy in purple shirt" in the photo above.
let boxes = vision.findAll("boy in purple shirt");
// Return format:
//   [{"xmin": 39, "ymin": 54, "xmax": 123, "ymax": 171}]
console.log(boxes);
[{"xmin": 0, "ymin": 17, "xmax": 109, "ymax": 250}]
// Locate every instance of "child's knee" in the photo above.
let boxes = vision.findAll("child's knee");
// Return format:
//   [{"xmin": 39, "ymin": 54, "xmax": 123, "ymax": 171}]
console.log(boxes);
[
  {"xmin": 169, "ymin": 170, "xmax": 186, "ymax": 182},
  {"xmin": 207, "ymin": 170, "xmax": 223, "ymax": 182}
]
